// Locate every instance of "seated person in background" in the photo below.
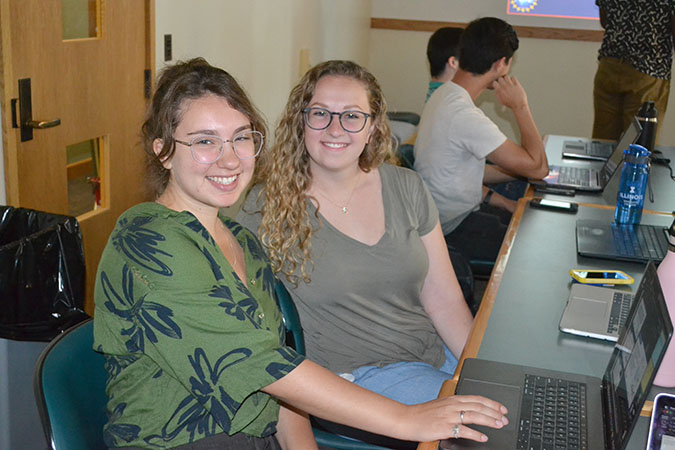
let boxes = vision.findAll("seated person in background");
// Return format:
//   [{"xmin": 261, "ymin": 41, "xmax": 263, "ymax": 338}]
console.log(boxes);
[
  {"xmin": 592, "ymin": 0, "xmax": 674, "ymax": 141},
  {"xmin": 94, "ymin": 58, "xmax": 508, "ymax": 450},
  {"xmin": 426, "ymin": 25, "xmax": 527, "ymax": 205},
  {"xmin": 238, "ymin": 60, "xmax": 478, "ymax": 413},
  {"xmin": 414, "ymin": 17, "xmax": 548, "ymax": 265},
  {"xmin": 426, "ymin": 26, "xmax": 463, "ymax": 101}
]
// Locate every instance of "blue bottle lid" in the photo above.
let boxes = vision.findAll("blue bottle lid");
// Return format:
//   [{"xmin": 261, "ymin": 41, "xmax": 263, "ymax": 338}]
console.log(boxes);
[{"xmin": 623, "ymin": 144, "xmax": 651, "ymax": 165}]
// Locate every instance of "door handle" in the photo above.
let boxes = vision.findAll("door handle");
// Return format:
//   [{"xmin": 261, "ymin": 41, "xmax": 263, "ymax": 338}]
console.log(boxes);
[
  {"xmin": 26, "ymin": 119, "xmax": 61, "ymax": 129},
  {"xmin": 17, "ymin": 78, "xmax": 61, "ymax": 142}
]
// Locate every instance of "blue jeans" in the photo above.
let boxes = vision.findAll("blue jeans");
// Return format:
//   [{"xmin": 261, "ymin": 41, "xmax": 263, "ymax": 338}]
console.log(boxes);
[
  {"xmin": 346, "ymin": 345, "xmax": 459, "ymax": 405},
  {"xmin": 310, "ymin": 348, "xmax": 458, "ymax": 449}
]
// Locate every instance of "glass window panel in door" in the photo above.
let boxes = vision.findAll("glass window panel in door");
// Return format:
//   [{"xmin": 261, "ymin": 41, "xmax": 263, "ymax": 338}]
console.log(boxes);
[{"xmin": 62, "ymin": 0, "xmax": 99, "ymax": 40}]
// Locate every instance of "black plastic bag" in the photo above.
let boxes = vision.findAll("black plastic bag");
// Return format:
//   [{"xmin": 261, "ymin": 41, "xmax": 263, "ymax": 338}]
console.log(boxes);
[{"xmin": 0, "ymin": 206, "xmax": 89, "ymax": 341}]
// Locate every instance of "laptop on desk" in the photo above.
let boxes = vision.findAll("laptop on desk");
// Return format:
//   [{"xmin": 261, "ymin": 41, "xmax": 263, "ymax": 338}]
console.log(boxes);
[
  {"xmin": 576, "ymin": 219, "xmax": 669, "ymax": 263},
  {"xmin": 446, "ymin": 261, "xmax": 672, "ymax": 450},
  {"xmin": 532, "ymin": 118, "xmax": 642, "ymax": 192},
  {"xmin": 561, "ymin": 117, "xmax": 641, "ymax": 161},
  {"xmin": 559, "ymin": 274, "xmax": 643, "ymax": 342},
  {"xmin": 562, "ymin": 139, "xmax": 615, "ymax": 161}
]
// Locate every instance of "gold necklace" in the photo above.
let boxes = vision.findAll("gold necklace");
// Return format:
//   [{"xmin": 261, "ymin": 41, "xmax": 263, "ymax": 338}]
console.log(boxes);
[{"xmin": 313, "ymin": 172, "xmax": 362, "ymax": 214}]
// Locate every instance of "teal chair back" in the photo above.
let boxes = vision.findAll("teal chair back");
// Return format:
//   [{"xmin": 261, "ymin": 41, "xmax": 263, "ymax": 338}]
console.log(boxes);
[
  {"xmin": 275, "ymin": 280, "xmax": 305, "ymax": 356},
  {"xmin": 33, "ymin": 318, "xmax": 107, "ymax": 450},
  {"xmin": 396, "ymin": 143, "xmax": 415, "ymax": 170}
]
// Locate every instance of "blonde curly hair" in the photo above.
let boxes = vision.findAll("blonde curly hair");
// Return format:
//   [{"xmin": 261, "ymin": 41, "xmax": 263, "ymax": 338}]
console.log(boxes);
[{"xmin": 254, "ymin": 60, "xmax": 395, "ymax": 284}]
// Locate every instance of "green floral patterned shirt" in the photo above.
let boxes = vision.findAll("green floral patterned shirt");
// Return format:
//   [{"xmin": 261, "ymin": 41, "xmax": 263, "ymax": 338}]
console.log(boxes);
[{"xmin": 93, "ymin": 203, "xmax": 304, "ymax": 449}]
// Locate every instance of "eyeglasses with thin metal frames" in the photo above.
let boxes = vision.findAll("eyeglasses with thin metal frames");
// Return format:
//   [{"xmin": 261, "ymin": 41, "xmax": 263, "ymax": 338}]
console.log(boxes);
[{"xmin": 174, "ymin": 130, "xmax": 264, "ymax": 164}]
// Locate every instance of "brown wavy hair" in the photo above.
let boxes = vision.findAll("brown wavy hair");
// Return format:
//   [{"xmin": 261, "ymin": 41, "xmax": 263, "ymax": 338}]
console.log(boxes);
[
  {"xmin": 141, "ymin": 57, "xmax": 267, "ymax": 197},
  {"xmin": 254, "ymin": 60, "xmax": 394, "ymax": 284}
]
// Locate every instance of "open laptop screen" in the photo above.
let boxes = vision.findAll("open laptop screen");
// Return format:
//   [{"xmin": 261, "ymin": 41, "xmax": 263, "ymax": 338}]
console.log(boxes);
[
  {"xmin": 601, "ymin": 262, "xmax": 673, "ymax": 449},
  {"xmin": 599, "ymin": 117, "xmax": 642, "ymax": 186}
]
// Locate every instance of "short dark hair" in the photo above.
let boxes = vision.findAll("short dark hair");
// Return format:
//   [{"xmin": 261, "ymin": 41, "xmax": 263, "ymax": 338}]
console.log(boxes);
[
  {"xmin": 427, "ymin": 27, "xmax": 463, "ymax": 78},
  {"xmin": 458, "ymin": 17, "xmax": 519, "ymax": 75},
  {"xmin": 141, "ymin": 57, "xmax": 266, "ymax": 197}
]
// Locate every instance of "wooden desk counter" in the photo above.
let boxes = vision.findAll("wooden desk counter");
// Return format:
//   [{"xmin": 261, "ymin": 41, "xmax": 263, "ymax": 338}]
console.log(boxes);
[{"xmin": 417, "ymin": 201, "xmax": 674, "ymax": 450}]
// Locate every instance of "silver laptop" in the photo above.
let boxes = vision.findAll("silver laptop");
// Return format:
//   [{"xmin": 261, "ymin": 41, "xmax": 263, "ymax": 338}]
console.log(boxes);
[
  {"xmin": 561, "ymin": 118, "xmax": 641, "ymax": 161},
  {"xmin": 562, "ymin": 139, "xmax": 615, "ymax": 161},
  {"xmin": 532, "ymin": 117, "xmax": 641, "ymax": 192},
  {"xmin": 448, "ymin": 262, "xmax": 672, "ymax": 450},
  {"xmin": 559, "ymin": 280, "xmax": 635, "ymax": 342}
]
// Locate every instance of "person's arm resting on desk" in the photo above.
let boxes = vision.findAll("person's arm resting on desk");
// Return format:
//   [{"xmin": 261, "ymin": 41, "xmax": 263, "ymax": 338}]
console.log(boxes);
[
  {"xmin": 264, "ymin": 359, "xmax": 508, "ymax": 443},
  {"xmin": 483, "ymin": 164, "xmax": 519, "ymax": 185},
  {"xmin": 487, "ymin": 75, "xmax": 549, "ymax": 180}
]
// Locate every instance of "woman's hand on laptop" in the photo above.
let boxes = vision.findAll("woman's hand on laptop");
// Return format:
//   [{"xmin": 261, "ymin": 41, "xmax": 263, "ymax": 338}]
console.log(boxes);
[{"xmin": 403, "ymin": 394, "xmax": 509, "ymax": 443}]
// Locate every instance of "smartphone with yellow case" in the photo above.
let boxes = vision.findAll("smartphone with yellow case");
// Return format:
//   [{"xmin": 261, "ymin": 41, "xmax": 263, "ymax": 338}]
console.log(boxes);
[{"xmin": 569, "ymin": 269, "xmax": 634, "ymax": 285}]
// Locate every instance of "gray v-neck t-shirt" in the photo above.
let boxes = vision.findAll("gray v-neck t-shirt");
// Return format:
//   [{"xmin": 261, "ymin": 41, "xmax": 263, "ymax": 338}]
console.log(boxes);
[{"xmin": 238, "ymin": 163, "xmax": 444, "ymax": 374}]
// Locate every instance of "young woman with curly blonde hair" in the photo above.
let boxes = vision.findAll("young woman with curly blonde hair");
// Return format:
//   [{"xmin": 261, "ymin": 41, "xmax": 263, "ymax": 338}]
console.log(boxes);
[{"xmin": 238, "ymin": 60, "xmax": 484, "ymax": 419}]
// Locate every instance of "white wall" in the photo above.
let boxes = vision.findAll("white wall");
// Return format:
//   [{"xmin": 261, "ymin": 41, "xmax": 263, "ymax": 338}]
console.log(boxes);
[
  {"xmin": 155, "ymin": 0, "xmax": 371, "ymax": 131},
  {"xmin": 369, "ymin": 0, "xmax": 675, "ymax": 147}
]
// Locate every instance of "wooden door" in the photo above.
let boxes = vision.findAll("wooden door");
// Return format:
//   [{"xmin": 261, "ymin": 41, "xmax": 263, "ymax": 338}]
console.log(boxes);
[{"xmin": 0, "ymin": 0, "xmax": 154, "ymax": 313}]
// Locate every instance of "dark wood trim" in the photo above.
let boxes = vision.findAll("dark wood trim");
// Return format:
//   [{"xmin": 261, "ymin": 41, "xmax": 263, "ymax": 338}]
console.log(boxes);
[{"xmin": 371, "ymin": 17, "xmax": 603, "ymax": 42}]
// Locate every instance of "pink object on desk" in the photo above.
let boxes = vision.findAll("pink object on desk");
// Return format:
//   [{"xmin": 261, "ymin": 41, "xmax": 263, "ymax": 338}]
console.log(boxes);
[{"xmin": 654, "ymin": 218, "xmax": 675, "ymax": 387}]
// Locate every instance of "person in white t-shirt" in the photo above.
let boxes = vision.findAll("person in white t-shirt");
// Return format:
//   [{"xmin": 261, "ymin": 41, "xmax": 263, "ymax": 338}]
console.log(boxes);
[{"xmin": 414, "ymin": 17, "xmax": 548, "ymax": 265}]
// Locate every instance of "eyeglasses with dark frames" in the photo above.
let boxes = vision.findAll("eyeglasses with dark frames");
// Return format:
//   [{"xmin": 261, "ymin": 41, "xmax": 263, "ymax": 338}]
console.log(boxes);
[
  {"xmin": 302, "ymin": 107, "xmax": 371, "ymax": 133},
  {"xmin": 174, "ymin": 130, "xmax": 264, "ymax": 164}
]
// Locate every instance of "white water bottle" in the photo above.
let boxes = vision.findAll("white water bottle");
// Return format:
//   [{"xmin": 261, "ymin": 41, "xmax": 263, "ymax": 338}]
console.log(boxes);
[{"xmin": 654, "ymin": 218, "xmax": 675, "ymax": 387}]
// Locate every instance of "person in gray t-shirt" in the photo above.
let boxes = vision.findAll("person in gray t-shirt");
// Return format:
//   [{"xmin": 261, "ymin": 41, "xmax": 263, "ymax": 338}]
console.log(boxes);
[{"xmin": 238, "ymin": 60, "xmax": 486, "ymax": 415}]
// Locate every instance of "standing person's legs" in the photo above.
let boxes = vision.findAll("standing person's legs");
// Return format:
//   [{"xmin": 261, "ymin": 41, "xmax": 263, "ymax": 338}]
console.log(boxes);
[
  {"xmin": 621, "ymin": 69, "xmax": 671, "ymax": 143},
  {"xmin": 653, "ymin": 81, "xmax": 671, "ymax": 142},
  {"xmin": 593, "ymin": 58, "xmax": 625, "ymax": 140}
]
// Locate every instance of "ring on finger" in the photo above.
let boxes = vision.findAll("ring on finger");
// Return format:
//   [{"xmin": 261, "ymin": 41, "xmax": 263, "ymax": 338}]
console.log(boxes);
[
  {"xmin": 452, "ymin": 424, "xmax": 460, "ymax": 439},
  {"xmin": 460, "ymin": 410, "xmax": 465, "ymax": 424}
]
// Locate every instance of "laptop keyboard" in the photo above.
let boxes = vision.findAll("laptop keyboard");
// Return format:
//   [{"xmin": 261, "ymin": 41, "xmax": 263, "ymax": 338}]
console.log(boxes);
[
  {"xmin": 558, "ymin": 166, "xmax": 591, "ymax": 187},
  {"xmin": 517, "ymin": 375, "xmax": 588, "ymax": 450},
  {"xmin": 610, "ymin": 224, "xmax": 668, "ymax": 260},
  {"xmin": 607, "ymin": 292, "xmax": 633, "ymax": 335}
]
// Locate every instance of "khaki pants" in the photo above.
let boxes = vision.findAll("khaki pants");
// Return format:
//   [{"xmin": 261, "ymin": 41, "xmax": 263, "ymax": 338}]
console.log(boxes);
[{"xmin": 592, "ymin": 57, "xmax": 670, "ymax": 141}]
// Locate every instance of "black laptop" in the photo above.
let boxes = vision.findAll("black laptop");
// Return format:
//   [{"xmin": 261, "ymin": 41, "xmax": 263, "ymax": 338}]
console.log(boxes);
[
  {"xmin": 447, "ymin": 261, "xmax": 672, "ymax": 450},
  {"xmin": 576, "ymin": 219, "xmax": 669, "ymax": 263}
]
